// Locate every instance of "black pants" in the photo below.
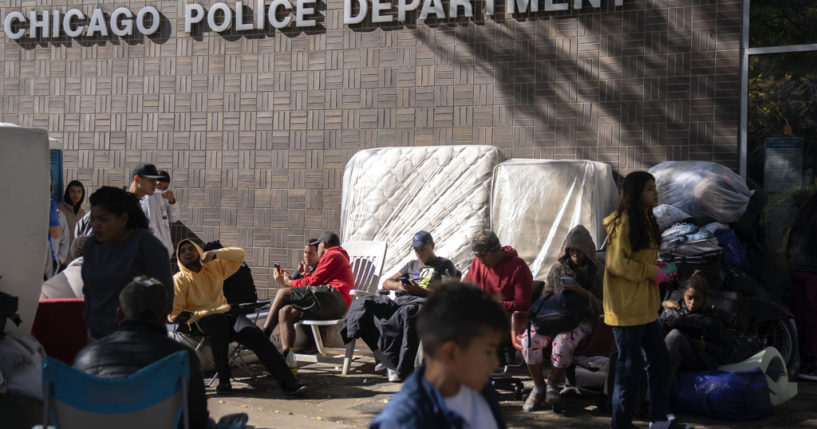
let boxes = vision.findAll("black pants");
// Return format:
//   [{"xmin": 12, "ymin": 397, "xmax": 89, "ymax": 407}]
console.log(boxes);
[
  {"xmin": 342, "ymin": 294, "xmax": 424, "ymax": 379},
  {"xmin": 663, "ymin": 328, "xmax": 706, "ymax": 409},
  {"xmin": 198, "ymin": 312, "xmax": 298, "ymax": 391}
]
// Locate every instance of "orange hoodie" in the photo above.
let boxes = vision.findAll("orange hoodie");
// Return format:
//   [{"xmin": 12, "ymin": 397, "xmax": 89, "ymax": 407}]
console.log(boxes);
[{"xmin": 168, "ymin": 239, "xmax": 244, "ymax": 323}]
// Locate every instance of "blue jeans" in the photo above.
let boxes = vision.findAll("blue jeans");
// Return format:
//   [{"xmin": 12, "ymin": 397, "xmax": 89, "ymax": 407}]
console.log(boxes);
[{"xmin": 611, "ymin": 320, "xmax": 669, "ymax": 429}]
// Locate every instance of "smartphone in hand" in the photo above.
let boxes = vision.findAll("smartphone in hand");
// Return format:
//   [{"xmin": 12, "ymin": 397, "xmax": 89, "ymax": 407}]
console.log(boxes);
[{"xmin": 398, "ymin": 276, "xmax": 412, "ymax": 287}]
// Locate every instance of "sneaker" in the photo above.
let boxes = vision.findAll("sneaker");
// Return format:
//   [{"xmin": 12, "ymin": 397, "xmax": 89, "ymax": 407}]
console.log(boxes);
[
  {"xmin": 374, "ymin": 362, "xmax": 386, "ymax": 372},
  {"xmin": 216, "ymin": 380, "xmax": 232, "ymax": 394},
  {"xmin": 798, "ymin": 361, "xmax": 817, "ymax": 382},
  {"xmin": 284, "ymin": 383, "xmax": 309, "ymax": 396},
  {"xmin": 545, "ymin": 386, "xmax": 561, "ymax": 405},
  {"xmin": 387, "ymin": 368, "xmax": 402, "ymax": 383},
  {"xmin": 284, "ymin": 349, "xmax": 297, "ymax": 377},
  {"xmin": 522, "ymin": 390, "xmax": 547, "ymax": 412}
]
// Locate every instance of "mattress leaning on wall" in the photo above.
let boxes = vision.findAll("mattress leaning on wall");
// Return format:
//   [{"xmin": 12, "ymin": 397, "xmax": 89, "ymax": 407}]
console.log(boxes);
[
  {"xmin": 340, "ymin": 145, "xmax": 506, "ymax": 283},
  {"xmin": 491, "ymin": 159, "xmax": 618, "ymax": 281}
]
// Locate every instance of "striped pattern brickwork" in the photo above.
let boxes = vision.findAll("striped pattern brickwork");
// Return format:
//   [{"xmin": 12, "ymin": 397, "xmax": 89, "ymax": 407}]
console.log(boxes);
[{"xmin": 0, "ymin": 0, "xmax": 741, "ymax": 293}]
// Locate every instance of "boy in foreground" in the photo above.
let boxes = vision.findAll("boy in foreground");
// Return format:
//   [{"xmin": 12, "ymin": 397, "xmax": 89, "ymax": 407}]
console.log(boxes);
[{"xmin": 370, "ymin": 282, "xmax": 509, "ymax": 429}]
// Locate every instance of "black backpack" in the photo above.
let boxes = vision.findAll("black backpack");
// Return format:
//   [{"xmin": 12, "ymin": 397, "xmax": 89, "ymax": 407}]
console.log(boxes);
[{"xmin": 527, "ymin": 289, "xmax": 585, "ymax": 338}]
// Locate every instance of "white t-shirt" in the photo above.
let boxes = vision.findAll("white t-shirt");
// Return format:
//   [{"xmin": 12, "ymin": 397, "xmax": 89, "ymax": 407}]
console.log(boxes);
[
  {"xmin": 140, "ymin": 191, "xmax": 179, "ymax": 257},
  {"xmin": 443, "ymin": 385, "xmax": 498, "ymax": 429}
]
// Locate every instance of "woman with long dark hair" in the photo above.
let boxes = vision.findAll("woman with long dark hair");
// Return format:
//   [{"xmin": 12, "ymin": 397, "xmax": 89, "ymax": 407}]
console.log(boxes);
[
  {"xmin": 81, "ymin": 186, "xmax": 172, "ymax": 341},
  {"xmin": 604, "ymin": 171, "xmax": 685, "ymax": 429},
  {"xmin": 57, "ymin": 180, "xmax": 86, "ymax": 263}
]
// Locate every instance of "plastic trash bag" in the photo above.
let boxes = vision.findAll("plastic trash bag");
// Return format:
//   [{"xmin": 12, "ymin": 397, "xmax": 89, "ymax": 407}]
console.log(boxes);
[
  {"xmin": 649, "ymin": 161, "xmax": 752, "ymax": 223},
  {"xmin": 672, "ymin": 368, "xmax": 773, "ymax": 420},
  {"xmin": 653, "ymin": 204, "xmax": 692, "ymax": 232}
]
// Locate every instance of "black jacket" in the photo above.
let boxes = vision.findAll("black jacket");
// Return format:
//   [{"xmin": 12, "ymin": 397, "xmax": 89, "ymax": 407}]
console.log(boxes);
[
  {"xmin": 73, "ymin": 319, "xmax": 211, "ymax": 429},
  {"xmin": 659, "ymin": 299, "xmax": 733, "ymax": 368}
]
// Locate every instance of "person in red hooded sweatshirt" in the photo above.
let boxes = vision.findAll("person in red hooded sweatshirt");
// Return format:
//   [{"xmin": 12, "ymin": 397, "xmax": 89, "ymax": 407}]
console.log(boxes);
[
  {"xmin": 263, "ymin": 231, "xmax": 354, "ymax": 363},
  {"xmin": 464, "ymin": 230, "xmax": 532, "ymax": 313}
]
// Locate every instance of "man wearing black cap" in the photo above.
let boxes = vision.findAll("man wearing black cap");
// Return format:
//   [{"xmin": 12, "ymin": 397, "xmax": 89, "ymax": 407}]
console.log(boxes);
[
  {"xmin": 128, "ymin": 162, "xmax": 162, "ymax": 200},
  {"xmin": 262, "ymin": 232, "xmax": 354, "ymax": 362},
  {"xmin": 129, "ymin": 163, "xmax": 177, "ymax": 257},
  {"xmin": 344, "ymin": 230, "xmax": 461, "ymax": 382},
  {"xmin": 72, "ymin": 162, "xmax": 165, "ymax": 239},
  {"xmin": 73, "ymin": 276, "xmax": 213, "ymax": 429}
]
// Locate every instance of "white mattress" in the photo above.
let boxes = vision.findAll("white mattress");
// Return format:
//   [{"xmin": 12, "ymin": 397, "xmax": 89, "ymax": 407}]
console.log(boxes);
[
  {"xmin": 1, "ymin": 125, "xmax": 51, "ymax": 336},
  {"xmin": 490, "ymin": 159, "xmax": 618, "ymax": 281},
  {"xmin": 340, "ymin": 145, "xmax": 506, "ymax": 282}
]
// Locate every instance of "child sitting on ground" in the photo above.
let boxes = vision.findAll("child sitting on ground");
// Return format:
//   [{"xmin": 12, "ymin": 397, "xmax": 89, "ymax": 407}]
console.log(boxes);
[
  {"xmin": 370, "ymin": 282, "xmax": 509, "ymax": 429},
  {"xmin": 659, "ymin": 270, "xmax": 734, "ymax": 407}
]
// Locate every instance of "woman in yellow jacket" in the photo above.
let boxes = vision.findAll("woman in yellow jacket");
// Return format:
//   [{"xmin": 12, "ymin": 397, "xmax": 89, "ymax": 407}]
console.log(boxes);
[{"xmin": 604, "ymin": 171, "xmax": 682, "ymax": 429}]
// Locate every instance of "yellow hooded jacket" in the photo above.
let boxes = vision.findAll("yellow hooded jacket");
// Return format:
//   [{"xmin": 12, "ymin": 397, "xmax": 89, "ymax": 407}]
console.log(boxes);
[
  {"xmin": 169, "ymin": 239, "xmax": 245, "ymax": 323},
  {"xmin": 602, "ymin": 211, "xmax": 660, "ymax": 327}
]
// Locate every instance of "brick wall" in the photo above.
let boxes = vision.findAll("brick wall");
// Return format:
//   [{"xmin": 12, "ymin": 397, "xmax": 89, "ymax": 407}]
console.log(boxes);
[{"xmin": 0, "ymin": 0, "xmax": 742, "ymax": 295}]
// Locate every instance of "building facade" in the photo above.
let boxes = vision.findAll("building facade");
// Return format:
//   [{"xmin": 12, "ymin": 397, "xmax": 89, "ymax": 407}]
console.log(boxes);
[{"xmin": 1, "ymin": 0, "xmax": 743, "ymax": 291}]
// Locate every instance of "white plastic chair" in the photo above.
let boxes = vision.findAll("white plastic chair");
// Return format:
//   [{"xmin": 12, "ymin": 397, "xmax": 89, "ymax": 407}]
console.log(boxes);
[{"xmin": 294, "ymin": 240, "xmax": 387, "ymax": 375}]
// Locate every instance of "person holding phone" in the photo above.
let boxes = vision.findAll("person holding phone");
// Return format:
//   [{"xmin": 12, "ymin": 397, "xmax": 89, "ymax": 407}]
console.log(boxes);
[
  {"xmin": 262, "ymin": 232, "xmax": 354, "ymax": 366},
  {"xmin": 290, "ymin": 239, "xmax": 320, "ymax": 281},
  {"xmin": 521, "ymin": 225, "xmax": 604, "ymax": 412},
  {"xmin": 343, "ymin": 231, "xmax": 461, "ymax": 382},
  {"xmin": 381, "ymin": 231, "xmax": 461, "ymax": 296}
]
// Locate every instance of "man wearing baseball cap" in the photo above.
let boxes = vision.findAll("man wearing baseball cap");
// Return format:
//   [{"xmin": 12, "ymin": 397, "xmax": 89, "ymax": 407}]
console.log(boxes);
[
  {"xmin": 72, "ymin": 162, "xmax": 167, "ymax": 239},
  {"xmin": 129, "ymin": 163, "xmax": 177, "ymax": 257},
  {"xmin": 344, "ymin": 230, "xmax": 461, "ymax": 382},
  {"xmin": 128, "ymin": 162, "xmax": 163, "ymax": 198},
  {"xmin": 382, "ymin": 230, "xmax": 460, "ymax": 295}
]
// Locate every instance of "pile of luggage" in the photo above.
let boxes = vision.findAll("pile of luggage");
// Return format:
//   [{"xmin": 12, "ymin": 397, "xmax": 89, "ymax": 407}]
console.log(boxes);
[
  {"xmin": 651, "ymin": 161, "xmax": 766, "ymax": 295},
  {"xmin": 649, "ymin": 161, "xmax": 800, "ymax": 420}
]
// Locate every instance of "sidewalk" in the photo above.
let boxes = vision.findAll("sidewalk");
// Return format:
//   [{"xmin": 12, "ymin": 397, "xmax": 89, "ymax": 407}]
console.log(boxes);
[{"xmin": 207, "ymin": 356, "xmax": 817, "ymax": 429}]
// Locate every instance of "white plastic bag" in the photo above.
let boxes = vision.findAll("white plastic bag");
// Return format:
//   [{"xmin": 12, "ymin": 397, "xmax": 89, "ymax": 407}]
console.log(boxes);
[
  {"xmin": 649, "ymin": 161, "xmax": 752, "ymax": 223},
  {"xmin": 652, "ymin": 204, "xmax": 692, "ymax": 232},
  {"xmin": 0, "ymin": 332, "xmax": 44, "ymax": 399}
]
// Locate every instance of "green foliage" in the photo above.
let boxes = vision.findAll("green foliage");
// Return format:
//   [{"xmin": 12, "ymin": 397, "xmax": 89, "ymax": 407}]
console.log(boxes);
[
  {"xmin": 748, "ymin": 60, "xmax": 817, "ymax": 141},
  {"xmin": 750, "ymin": 0, "xmax": 817, "ymax": 48}
]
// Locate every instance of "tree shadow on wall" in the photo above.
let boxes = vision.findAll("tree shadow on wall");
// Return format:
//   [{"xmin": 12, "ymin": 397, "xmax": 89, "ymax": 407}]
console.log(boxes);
[{"xmin": 408, "ymin": 2, "xmax": 725, "ymax": 160}]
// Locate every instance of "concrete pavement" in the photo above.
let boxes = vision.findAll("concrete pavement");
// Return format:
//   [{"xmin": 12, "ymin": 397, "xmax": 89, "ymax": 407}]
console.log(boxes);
[{"xmin": 207, "ymin": 355, "xmax": 817, "ymax": 429}]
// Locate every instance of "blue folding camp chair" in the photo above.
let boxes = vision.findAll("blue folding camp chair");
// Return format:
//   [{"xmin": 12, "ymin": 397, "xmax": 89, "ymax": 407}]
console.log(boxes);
[{"xmin": 39, "ymin": 350, "xmax": 190, "ymax": 429}]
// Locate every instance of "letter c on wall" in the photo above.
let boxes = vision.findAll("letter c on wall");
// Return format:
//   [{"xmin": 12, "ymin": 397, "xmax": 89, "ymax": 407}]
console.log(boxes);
[{"xmin": 3, "ymin": 11, "xmax": 26, "ymax": 40}]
